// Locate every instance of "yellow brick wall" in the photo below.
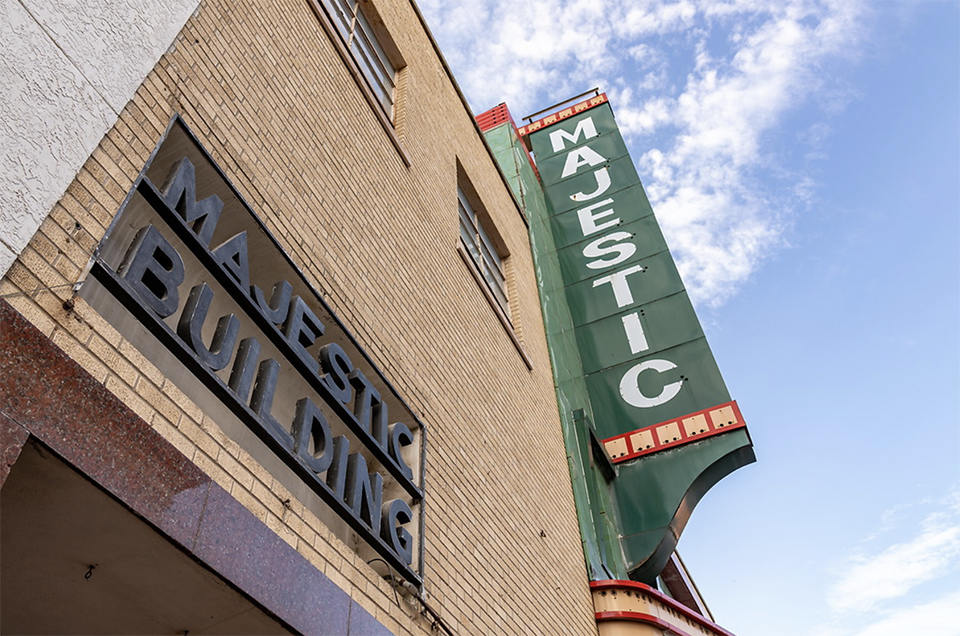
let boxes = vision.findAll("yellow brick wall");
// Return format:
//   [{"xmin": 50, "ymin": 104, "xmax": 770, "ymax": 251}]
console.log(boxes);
[{"xmin": 0, "ymin": 0, "xmax": 598, "ymax": 634}]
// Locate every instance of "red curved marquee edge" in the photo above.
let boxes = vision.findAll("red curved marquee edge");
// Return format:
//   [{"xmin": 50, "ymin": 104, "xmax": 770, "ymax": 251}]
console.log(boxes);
[{"xmin": 591, "ymin": 580, "xmax": 738, "ymax": 636}]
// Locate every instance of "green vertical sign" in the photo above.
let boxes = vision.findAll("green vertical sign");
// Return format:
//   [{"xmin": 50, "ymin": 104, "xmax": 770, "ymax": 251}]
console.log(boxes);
[
  {"xmin": 528, "ymin": 104, "xmax": 731, "ymax": 437},
  {"xmin": 517, "ymin": 97, "xmax": 755, "ymax": 584}
]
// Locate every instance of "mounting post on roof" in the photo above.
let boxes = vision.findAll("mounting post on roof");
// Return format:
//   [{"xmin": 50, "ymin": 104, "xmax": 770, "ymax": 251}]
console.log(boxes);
[{"xmin": 522, "ymin": 88, "xmax": 600, "ymax": 123}]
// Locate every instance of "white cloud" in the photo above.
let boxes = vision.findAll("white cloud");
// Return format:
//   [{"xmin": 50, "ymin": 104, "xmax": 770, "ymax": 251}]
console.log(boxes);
[
  {"xmin": 810, "ymin": 591, "xmax": 960, "ymax": 636},
  {"xmin": 846, "ymin": 591, "xmax": 960, "ymax": 636},
  {"xmin": 617, "ymin": 1, "xmax": 698, "ymax": 36},
  {"xmin": 808, "ymin": 492, "xmax": 960, "ymax": 636},
  {"xmin": 829, "ymin": 492, "xmax": 960, "ymax": 613},
  {"xmin": 419, "ymin": 0, "xmax": 866, "ymax": 307}
]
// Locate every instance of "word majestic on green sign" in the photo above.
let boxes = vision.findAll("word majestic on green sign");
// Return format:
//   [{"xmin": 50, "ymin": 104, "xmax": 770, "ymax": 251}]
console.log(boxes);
[
  {"xmin": 512, "ymin": 96, "xmax": 755, "ymax": 583},
  {"xmin": 528, "ymin": 103, "xmax": 729, "ymax": 439}
]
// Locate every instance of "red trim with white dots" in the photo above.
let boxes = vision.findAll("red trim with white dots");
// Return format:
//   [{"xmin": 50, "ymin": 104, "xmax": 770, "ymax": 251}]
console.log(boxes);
[{"xmin": 601, "ymin": 400, "xmax": 746, "ymax": 464}]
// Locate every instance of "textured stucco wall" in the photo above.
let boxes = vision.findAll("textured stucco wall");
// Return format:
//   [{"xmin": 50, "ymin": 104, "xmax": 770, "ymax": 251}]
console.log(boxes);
[{"xmin": 0, "ymin": 0, "xmax": 200, "ymax": 277}]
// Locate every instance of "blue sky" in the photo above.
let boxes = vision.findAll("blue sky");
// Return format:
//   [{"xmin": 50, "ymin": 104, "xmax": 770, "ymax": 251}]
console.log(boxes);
[{"xmin": 418, "ymin": 1, "xmax": 960, "ymax": 634}]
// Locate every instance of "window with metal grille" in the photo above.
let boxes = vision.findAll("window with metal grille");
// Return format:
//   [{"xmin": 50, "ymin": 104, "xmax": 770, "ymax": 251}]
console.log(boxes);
[
  {"xmin": 320, "ymin": 0, "xmax": 397, "ymax": 119},
  {"xmin": 458, "ymin": 186, "xmax": 510, "ymax": 319}
]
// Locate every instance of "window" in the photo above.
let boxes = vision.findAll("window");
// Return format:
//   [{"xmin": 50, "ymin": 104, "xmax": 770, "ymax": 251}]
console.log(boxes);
[
  {"xmin": 319, "ymin": 0, "xmax": 398, "ymax": 119},
  {"xmin": 458, "ymin": 186, "xmax": 510, "ymax": 319},
  {"xmin": 455, "ymin": 177, "xmax": 532, "ymax": 368}
]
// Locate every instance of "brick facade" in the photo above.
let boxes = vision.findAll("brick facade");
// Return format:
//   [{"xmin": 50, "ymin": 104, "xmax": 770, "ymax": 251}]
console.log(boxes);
[{"xmin": 0, "ymin": 1, "xmax": 598, "ymax": 634}]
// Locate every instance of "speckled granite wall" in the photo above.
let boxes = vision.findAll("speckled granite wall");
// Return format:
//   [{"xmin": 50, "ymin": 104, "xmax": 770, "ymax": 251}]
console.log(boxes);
[{"xmin": 0, "ymin": 298, "xmax": 391, "ymax": 636}]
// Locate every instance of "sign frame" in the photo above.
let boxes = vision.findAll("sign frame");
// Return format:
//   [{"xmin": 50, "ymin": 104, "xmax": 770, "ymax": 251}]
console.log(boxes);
[{"xmin": 83, "ymin": 115, "xmax": 427, "ymax": 586}]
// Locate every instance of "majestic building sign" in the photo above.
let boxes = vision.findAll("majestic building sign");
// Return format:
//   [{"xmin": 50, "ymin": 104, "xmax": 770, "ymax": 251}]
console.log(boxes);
[
  {"xmin": 525, "ymin": 98, "xmax": 742, "ymax": 453},
  {"xmin": 83, "ymin": 117, "xmax": 424, "ymax": 585},
  {"xmin": 489, "ymin": 95, "xmax": 755, "ymax": 584}
]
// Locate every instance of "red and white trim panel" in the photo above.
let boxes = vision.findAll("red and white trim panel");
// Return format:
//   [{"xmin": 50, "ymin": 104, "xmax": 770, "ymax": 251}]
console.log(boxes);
[
  {"xmin": 602, "ymin": 401, "xmax": 746, "ymax": 464},
  {"xmin": 516, "ymin": 93, "xmax": 609, "ymax": 137}
]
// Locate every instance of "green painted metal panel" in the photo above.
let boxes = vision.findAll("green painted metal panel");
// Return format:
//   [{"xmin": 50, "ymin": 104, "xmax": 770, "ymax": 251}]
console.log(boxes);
[
  {"xmin": 555, "ymin": 213, "xmax": 669, "ymax": 284},
  {"xmin": 614, "ymin": 433, "xmax": 748, "ymax": 531},
  {"xmin": 548, "ymin": 186, "xmax": 655, "ymax": 250},
  {"xmin": 541, "ymin": 156, "xmax": 642, "ymax": 216},
  {"xmin": 573, "ymin": 292, "xmax": 705, "ymax": 375},
  {"xmin": 536, "ymin": 132, "xmax": 630, "ymax": 187},
  {"xmin": 613, "ymin": 429, "xmax": 754, "ymax": 581},
  {"xmin": 493, "ymin": 97, "xmax": 754, "ymax": 586},
  {"xmin": 564, "ymin": 249, "xmax": 685, "ymax": 327},
  {"xmin": 481, "ymin": 119, "xmax": 627, "ymax": 581},
  {"xmin": 528, "ymin": 104, "xmax": 620, "ymax": 158},
  {"xmin": 583, "ymin": 338, "xmax": 730, "ymax": 438}
]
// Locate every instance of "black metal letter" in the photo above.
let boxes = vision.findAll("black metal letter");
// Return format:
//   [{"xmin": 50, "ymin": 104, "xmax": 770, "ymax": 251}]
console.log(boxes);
[
  {"xmin": 291, "ymin": 398, "xmax": 334, "ymax": 474},
  {"xmin": 320, "ymin": 343, "xmax": 354, "ymax": 407},
  {"xmin": 250, "ymin": 358, "xmax": 292, "ymax": 451},
  {"xmin": 389, "ymin": 422, "xmax": 415, "ymax": 480},
  {"xmin": 158, "ymin": 157, "xmax": 223, "ymax": 247},
  {"xmin": 177, "ymin": 283, "xmax": 240, "ymax": 371},
  {"xmin": 212, "ymin": 231, "xmax": 251, "ymax": 291},
  {"xmin": 326, "ymin": 436, "xmax": 350, "ymax": 499},
  {"xmin": 282, "ymin": 296, "xmax": 324, "ymax": 374},
  {"xmin": 381, "ymin": 499, "xmax": 414, "ymax": 565},
  {"xmin": 350, "ymin": 368, "xmax": 387, "ymax": 448},
  {"xmin": 118, "ymin": 225, "xmax": 185, "ymax": 318},
  {"xmin": 228, "ymin": 337, "xmax": 261, "ymax": 403},
  {"xmin": 252, "ymin": 280, "xmax": 292, "ymax": 325},
  {"xmin": 345, "ymin": 453, "xmax": 383, "ymax": 535}
]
